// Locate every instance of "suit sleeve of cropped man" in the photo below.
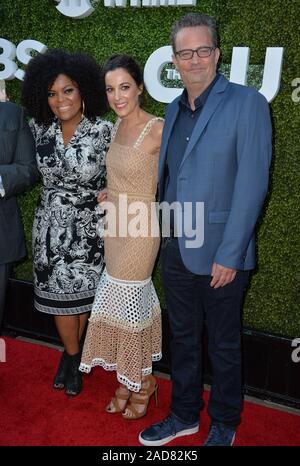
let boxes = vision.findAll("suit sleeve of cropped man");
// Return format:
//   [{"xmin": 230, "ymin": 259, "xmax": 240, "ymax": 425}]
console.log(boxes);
[
  {"xmin": 214, "ymin": 89, "xmax": 272, "ymax": 269},
  {"xmin": 0, "ymin": 103, "xmax": 39, "ymax": 199}
]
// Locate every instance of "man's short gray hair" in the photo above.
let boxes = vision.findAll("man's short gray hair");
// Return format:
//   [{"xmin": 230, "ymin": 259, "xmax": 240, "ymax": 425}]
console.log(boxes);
[{"xmin": 170, "ymin": 13, "xmax": 219, "ymax": 52}]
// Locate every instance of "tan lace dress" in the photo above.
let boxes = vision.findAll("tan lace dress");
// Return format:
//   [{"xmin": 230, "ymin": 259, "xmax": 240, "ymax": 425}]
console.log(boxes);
[{"xmin": 80, "ymin": 117, "xmax": 163, "ymax": 392}]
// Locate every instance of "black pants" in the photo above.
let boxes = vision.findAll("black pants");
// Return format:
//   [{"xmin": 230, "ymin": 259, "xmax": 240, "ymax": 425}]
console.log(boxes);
[
  {"xmin": 0, "ymin": 263, "xmax": 12, "ymax": 331},
  {"xmin": 161, "ymin": 238, "xmax": 249, "ymax": 427}
]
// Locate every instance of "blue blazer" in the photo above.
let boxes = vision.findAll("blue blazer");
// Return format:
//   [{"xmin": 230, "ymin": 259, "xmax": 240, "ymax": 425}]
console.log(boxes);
[{"xmin": 158, "ymin": 74, "xmax": 272, "ymax": 275}]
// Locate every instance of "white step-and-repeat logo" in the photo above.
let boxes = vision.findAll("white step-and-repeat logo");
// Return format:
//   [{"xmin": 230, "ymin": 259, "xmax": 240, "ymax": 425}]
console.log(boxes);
[
  {"xmin": 54, "ymin": 0, "xmax": 196, "ymax": 19},
  {"xmin": 0, "ymin": 1, "xmax": 286, "ymax": 103},
  {"xmin": 0, "ymin": 38, "xmax": 284, "ymax": 103}
]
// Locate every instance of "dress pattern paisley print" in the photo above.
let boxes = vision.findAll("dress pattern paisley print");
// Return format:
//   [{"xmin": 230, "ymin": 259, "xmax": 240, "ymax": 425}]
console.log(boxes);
[{"xmin": 30, "ymin": 116, "xmax": 112, "ymax": 315}]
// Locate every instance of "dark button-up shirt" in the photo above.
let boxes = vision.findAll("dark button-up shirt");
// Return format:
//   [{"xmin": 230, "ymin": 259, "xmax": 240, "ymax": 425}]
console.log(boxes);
[{"xmin": 163, "ymin": 74, "xmax": 220, "ymax": 228}]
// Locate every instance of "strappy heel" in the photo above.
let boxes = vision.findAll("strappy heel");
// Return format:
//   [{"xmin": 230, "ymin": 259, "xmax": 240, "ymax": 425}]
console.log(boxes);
[
  {"xmin": 122, "ymin": 374, "xmax": 158, "ymax": 420},
  {"xmin": 105, "ymin": 385, "xmax": 131, "ymax": 413}
]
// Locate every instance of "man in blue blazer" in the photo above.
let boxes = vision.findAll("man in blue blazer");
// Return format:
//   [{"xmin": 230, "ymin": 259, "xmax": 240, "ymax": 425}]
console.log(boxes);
[
  {"xmin": 140, "ymin": 13, "xmax": 272, "ymax": 446},
  {"xmin": 0, "ymin": 101, "xmax": 38, "ymax": 333}
]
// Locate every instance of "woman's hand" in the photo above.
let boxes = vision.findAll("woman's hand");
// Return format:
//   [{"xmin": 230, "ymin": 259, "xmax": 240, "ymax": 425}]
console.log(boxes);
[{"xmin": 97, "ymin": 188, "xmax": 107, "ymax": 204}]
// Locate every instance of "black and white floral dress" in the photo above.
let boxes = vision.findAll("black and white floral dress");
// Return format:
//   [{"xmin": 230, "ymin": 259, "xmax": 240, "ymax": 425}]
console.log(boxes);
[{"xmin": 30, "ymin": 116, "xmax": 112, "ymax": 315}]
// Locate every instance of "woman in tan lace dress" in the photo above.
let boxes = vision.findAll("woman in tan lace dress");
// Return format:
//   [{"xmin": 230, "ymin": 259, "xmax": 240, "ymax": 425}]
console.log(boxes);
[{"xmin": 80, "ymin": 55, "xmax": 164, "ymax": 419}]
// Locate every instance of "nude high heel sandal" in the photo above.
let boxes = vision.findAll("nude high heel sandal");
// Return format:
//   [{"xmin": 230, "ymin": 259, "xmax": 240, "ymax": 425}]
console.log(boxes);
[
  {"xmin": 122, "ymin": 374, "xmax": 158, "ymax": 420},
  {"xmin": 105, "ymin": 385, "xmax": 131, "ymax": 413}
]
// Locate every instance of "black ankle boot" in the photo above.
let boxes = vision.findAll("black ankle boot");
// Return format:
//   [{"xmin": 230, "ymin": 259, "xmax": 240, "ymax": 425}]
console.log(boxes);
[
  {"xmin": 64, "ymin": 352, "xmax": 83, "ymax": 397},
  {"xmin": 53, "ymin": 350, "xmax": 70, "ymax": 390}
]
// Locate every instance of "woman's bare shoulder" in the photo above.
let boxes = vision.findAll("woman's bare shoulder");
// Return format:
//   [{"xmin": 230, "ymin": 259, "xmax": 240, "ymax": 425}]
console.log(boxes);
[{"xmin": 148, "ymin": 115, "xmax": 164, "ymax": 140}]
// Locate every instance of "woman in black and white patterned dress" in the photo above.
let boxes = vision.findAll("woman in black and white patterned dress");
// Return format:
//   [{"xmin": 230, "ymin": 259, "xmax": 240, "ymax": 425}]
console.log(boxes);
[{"xmin": 22, "ymin": 49, "xmax": 112, "ymax": 396}]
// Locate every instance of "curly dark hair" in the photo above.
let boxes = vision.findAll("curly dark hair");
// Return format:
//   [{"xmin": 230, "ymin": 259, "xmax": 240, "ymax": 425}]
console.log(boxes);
[{"xmin": 21, "ymin": 49, "xmax": 108, "ymax": 125}]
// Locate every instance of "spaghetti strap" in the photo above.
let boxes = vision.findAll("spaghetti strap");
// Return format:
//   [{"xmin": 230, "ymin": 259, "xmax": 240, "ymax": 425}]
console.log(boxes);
[{"xmin": 133, "ymin": 117, "xmax": 164, "ymax": 149}]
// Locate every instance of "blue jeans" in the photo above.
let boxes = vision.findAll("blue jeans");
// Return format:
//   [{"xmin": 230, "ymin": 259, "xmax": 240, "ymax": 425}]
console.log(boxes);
[{"xmin": 161, "ymin": 238, "xmax": 249, "ymax": 427}]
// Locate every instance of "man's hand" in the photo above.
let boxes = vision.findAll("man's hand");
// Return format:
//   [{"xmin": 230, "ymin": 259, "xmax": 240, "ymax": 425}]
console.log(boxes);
[
  {"xmin": 210, "ymin": 262, "xmax": 237, "ymax": 288},
  {"xmin": 97, "ymin": 188, "xmax": 107, "ymax": 204}
]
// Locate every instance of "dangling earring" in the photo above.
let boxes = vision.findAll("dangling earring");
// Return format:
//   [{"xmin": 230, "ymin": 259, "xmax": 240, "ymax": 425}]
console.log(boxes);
[{"xmin": 81, "ymin": 100, "xmax": 85, "ymax": 118}]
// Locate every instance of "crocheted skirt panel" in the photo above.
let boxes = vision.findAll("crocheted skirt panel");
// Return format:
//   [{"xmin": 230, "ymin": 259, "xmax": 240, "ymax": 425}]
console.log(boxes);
[{"xmin": 80, "ymin": 269, "xmax": 162, "ymax": 392}]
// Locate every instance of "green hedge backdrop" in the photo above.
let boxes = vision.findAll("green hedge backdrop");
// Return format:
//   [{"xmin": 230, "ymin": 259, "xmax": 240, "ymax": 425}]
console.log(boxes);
[{"xmin": 1, "ymin": 0, "xmax": 299, "ymax": 337}]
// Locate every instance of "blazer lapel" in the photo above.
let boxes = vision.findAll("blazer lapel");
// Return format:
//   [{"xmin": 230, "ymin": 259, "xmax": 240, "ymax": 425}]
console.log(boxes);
[
  {"xmin": 179, "ymin": 75, "xmax": 229, "ymax": 171},
  {"xmin": 158, "ymin": 100, "xmax": 180, "ymax": 182}
]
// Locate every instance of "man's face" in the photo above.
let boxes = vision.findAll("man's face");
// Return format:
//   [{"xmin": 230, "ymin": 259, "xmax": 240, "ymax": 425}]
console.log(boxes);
[{"xmin": 172, "ymin": 26, "xmax": 220, "ymax": 90}]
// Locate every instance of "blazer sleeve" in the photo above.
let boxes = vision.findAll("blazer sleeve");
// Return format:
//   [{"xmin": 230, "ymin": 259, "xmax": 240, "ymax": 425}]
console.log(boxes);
[
  {"xmin": 0, "ymin": 108, "xmax": 39, "ymax": 198},
  {"xmin": 213, "ymin": 90, "xmax": 272, "ymax": 269}
]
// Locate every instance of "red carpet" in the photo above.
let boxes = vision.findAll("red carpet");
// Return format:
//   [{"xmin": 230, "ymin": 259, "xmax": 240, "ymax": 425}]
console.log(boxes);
[{"xmin": 0, "ymin": 337, "xmax": 299, "ymax": 446}]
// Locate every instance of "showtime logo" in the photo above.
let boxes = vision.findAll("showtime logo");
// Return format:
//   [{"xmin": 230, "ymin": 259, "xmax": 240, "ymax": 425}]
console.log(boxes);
[{"xmin": 55, "ymin": 0, "xmax": 195, "ymax": 19}]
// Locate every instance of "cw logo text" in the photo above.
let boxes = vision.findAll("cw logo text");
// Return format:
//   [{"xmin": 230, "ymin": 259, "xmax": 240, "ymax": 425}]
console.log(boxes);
[{"xmin": 0, "ymin": 38, "xmax": 284, "ymax": 104}]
